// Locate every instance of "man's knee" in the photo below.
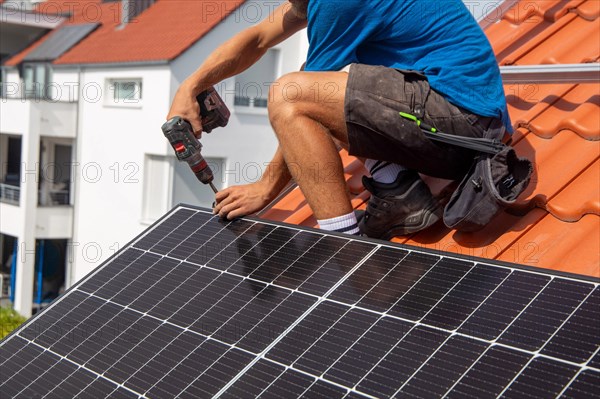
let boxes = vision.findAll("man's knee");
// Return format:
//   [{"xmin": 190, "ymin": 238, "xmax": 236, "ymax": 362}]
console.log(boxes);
[{"xmin": 268, "ymin": 72, "xmax": 312, "ymax": 125}]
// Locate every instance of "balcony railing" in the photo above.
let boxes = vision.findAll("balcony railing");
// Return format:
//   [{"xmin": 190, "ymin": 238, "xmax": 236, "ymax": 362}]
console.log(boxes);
[
  {"xmin": 0, "ymin": 183, "xmax": 20, "ymax": 205},
  {"xmin": 38, "ymin": 189, "xmax": 70, "ymax": 206}
]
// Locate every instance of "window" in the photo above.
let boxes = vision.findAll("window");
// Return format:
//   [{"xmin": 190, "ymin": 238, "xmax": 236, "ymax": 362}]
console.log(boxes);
[
  {"xmin": 107, "ymin": 78, "xmax": 142, "ymax": 104},
  {"xmin": 234, "ymin": 49, "xmax": 280, "ymax": 110},
  {"xmin": 22, "ymin": 63, "xmax": 51, "ymax": 99}
]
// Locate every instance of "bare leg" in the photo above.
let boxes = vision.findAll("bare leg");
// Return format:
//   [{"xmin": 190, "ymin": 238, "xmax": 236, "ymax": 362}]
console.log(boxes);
[{"xmin": 268, "ymin": 71, "xmax": 352, "ymax": 220}]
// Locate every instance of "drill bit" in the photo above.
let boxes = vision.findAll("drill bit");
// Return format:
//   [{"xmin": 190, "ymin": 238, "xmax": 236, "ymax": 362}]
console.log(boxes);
[{"xmin": 209, "ymin": 182, "xmax": 218, "ymax": 194}]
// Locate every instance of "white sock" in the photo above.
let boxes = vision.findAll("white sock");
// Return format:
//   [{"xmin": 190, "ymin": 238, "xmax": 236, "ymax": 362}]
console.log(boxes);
[
  {"xmin": 364, "ymin": 159, "xmax": 407, "ymax": 184},
  {"xmin": 318, "ymin": 212, "xmax": 360, "ymax": 235}
]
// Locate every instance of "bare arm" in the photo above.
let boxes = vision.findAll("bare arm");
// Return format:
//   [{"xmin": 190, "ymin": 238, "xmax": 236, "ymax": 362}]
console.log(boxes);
[{"xmin": 167, "ymin": 3, "xmax": 307, "ymax": 134}]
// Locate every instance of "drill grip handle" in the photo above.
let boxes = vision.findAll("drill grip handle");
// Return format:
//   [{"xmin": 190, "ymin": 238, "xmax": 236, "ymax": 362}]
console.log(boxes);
[{"xmin": 161, "ymin": 116, "xmax": 214, "ymax": 185}]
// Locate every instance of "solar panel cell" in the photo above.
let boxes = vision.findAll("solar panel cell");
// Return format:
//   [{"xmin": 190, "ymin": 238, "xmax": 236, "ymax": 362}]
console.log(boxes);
[
  {"xmin": 501, "ymin": 357, "xmax": 580, "ymax": 398},
  {"xmin": 178, "ymin": 348, "xmax": 254, "ymax": 398},
  {"xmin": 323, "ymin": 316, "xmax": 412, "ymax": 387},
  {"xmin": 357, "ymin": 326, "xmax": 449, "ymax": 398},
  {"xmin": 203, "ymin": 222, "xmax": 276, "ymax": 270},
  {"xmin": 298, "ymin": 240, "xmax": 375, "ymax": 296},
  {"xmin": 293, "ymin": 308, "xmax": 380, "ymax": 376},
  {"xmin": 66, "ymin": 300, "xmax": 125, "ymax": 365},
  {"xmin": 221, "ymin": 359, "xmax": 286, "ymax": 399},
  {"xmin": 45, "ymin": 367, "xmax": 98, "ymax": 398},
  {"xmin": 211, "ymin": 285, "xmax": 291, "ymax": 345},
  {"xmin": 541, "ymin": 286, "xmax": 600, "ymax": 363},
  {"xmin": 300, "ymin": 379, "xmax": 347, "ymax": 398},
  {"xmin": 167, "ymin": 212, "xmax": 236, "ymax": 261},
  {"xmin": 78, "ymin": 248, "xmax": 144, "ymax": 294},
  {"xmin": 137, "ymin": 261, "xmax": 199, "ymax": 318},
  {"xmin": 589, "ymin": 351, "xmax": 600, "ymax": 369},
  {"xmin": 257, "ymin": 369, "xmax": 315, "ymax": 398},
  {"xmin": 109, "ymin": 253, "xmax": 165, "ymax": 306},
  {"xmin": 73, "ymin": 376, "xmax": 121, "ymax": 399},
  {"xmin": 458, "ymin": 271, "xmax": 551, "ymax": 340},
  {"xmin": 127, "ymin": 257, "xmax": 182, "ymax": 313},
  {"xmin": 248, "ymin": 231, "xmax": 322, "ymax": 284},
  {"xmin": 108, "ymin": 386, "xmax": 140, "ymax": 398},
  {"xmin": 19, "ymin": 290, "xmax": 89, "ymax": 345},
  {"xmin": 0, "ymin": 344, "xmax": 53, "ymax": 397},
  {"xmin": 146, "ymin": 339, "xmax": 228, "ymax": 398},
  {"xmin": 355, "ymin": 251, "xmax": 439, "ymax": 314},
  {"xmin": 134, "ymin": 208, "xmax": 195, "ymax": 250},
  {"xmin": 49, "ymin": 295, "xmax": 108, "ymax": 355},
  {"xmin": 421, "ymin": 264, "xmax": 510, "ymax": 330},
  {"xmin": 125, "ymin": 330, "xmax": 204, "ymax": 394},
  {"xmin": 448, "ymin": 346, "xmax": 531, "ymax": 398},
  {"xmin": 266, "ymin": 301, "xmax": 348, "ymax": 365},
  {"xmin": 329, "ymin": 246, "xmax": 409, "ymax": 305},
  {"xmin": 272, "ymin": 235, "xmax": 346, "ymax": 291},
  {"xmin": 162, "ymin": 267, "xmax": 222, "ymax": 327},
  {"xmin": 235, "ymin": 292, "xmax": 316, "ymax": 353},
  {"xmin": 561, "ymin": 370, "xmax": 600, "ymax": 399},
  {"xmin": 396, "ymin": 335, "xmax": 488, "ymax": 398},
  {"xmin": 0, "ymin": 335, "xmax": 27, "ymax": 365},
  {"xmin": 227, "ymin": 227, "xmax": 298, "ymax": 276},
  {"xmin": 19, "ymin": 359, "xmax": 78, "ymax": 397},
  {"xmin": 104, "ymin": 317, "xmax": 172, "ymax": 384},
  {"xmin": 388, "ymin": 257, "xmax": 473, "ymax": 321},
  {"xmin": 151, "ymin": 212, "xmax": 212, "ymax": 256},
  {"xmin": 85, "ymin": 309, "xmax": 144, "ymax": 375},
  {"xmin": 498, "ymin": 279, "xmax": 594, "ymax": 351}
]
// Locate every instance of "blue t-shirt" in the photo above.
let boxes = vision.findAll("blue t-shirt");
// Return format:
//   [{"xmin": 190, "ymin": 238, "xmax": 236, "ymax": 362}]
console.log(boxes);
[{"xmin": 304, "ymin": 0, "xmax": 512, "ymax": 131}]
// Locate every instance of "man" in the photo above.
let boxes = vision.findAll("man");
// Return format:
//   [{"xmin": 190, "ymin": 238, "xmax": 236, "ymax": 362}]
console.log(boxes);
[{"xmin": 168, "ymin": 0, "xmax": 511, "ymax": 239}]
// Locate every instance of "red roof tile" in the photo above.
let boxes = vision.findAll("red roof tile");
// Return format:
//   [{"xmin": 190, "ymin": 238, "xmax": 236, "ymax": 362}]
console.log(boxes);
[
  {"xmin": 261, "ymin": 0, "xmax": 600, "ymax": 278},
  {"xmin": 5, "ymin": 0, "xmax": 246, "ymax": 66}
]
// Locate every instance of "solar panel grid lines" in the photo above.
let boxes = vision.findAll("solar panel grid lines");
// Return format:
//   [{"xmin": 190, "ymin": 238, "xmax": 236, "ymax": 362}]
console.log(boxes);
[
  {"xmin": 1, "ymin": 206, "xmax": 599, "ymax": 399},
  {"xmin": 496, "ymin": 279, "xmax": 596, "ymax": 352},
  {"xmin": 7, "ymin": 336, "xmax": 141, "ymax": 399},
  {"xmin": 211, "ymin": 242, "xmax": 382, "ymax": 398},
  {"xmin": 297, "ymin": 257, "xmax": 479, "ymax": 396},
  {"xmin": 439, "ymin": 277, "xmax": 598, "ymax": 398},
  {"xmin": 558, "ymin": 368, "xmax": 600, "ymax": 399}
]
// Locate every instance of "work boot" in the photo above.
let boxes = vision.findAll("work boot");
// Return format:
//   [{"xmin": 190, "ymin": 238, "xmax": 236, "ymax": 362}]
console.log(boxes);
[{"xmin": 359, "ymin": 170, "xmax": 441, "ymax": 240}]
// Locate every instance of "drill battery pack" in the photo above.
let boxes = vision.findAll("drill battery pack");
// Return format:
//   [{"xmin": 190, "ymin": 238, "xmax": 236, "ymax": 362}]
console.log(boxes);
[{"xmin": 197, "ymin": 87, "xmax": 231, "ymax": 133}]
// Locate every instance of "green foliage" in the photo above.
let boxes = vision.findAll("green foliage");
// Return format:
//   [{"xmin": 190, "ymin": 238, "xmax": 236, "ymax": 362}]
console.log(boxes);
[{"xmin": 0, "ymin": 307, "xmax": 27, "ymax": 339}]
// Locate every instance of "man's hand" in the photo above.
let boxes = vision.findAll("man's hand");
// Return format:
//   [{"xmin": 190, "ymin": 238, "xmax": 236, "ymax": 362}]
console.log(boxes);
[
  {"xmin": 213, "ymin": 182, "xmax": 275, "ymax": 220},
  {"xmin": 167, "ymin": 83, "xmax": 203, "ymax": 137}
]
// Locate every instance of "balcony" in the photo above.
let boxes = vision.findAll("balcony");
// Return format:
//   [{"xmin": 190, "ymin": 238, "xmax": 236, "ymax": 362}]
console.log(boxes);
[
  {"xmin": 0, "ymin": 98, "xmax": 76, "ymax": 138},
  {"xmin": 38, "ymin": 188, "xmax": 70, "ymax": 207}
]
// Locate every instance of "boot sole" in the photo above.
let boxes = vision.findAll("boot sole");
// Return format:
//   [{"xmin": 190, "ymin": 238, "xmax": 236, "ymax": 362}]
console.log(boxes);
[
  {"xmin": 380, "ymin": 206, "xmax": 442, "ymax": 240},
  {"xmin": 361, "ymin": 204, "xmax": 442, "ymax": 240}
]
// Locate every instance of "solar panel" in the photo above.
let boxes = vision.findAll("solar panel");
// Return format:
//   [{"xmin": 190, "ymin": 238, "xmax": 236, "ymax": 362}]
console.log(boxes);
[
  {"xmin": 24, "ymin": 24, "xmax": 100, "ymax": 62},
  {"xmin": 1, "ymin": 206, "xmax": 598, "ymax": 398}
]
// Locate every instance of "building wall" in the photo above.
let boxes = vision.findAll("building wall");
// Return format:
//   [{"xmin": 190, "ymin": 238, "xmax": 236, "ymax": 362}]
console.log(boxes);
[{"xmin": 70, "ymin": 65, "xmax": 173, "ymax": 281}]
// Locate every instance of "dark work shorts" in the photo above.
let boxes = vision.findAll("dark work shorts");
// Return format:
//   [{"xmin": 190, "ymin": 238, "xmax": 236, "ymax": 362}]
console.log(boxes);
[{"xmin": 344, "ymin": 63, "xmax": 503, "ymax": 180}]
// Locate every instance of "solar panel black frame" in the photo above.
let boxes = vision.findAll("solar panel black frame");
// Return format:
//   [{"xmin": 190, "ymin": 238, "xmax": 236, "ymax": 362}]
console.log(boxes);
[{"xmin": 1, "ymin": 205, "xmax": 599, "ymax": 399}]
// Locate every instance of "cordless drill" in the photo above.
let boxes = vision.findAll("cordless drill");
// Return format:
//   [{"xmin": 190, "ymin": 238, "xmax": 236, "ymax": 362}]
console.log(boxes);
[{"xmin": 161, "ymin": 87, "xmax": 230, "ymax": 194}]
